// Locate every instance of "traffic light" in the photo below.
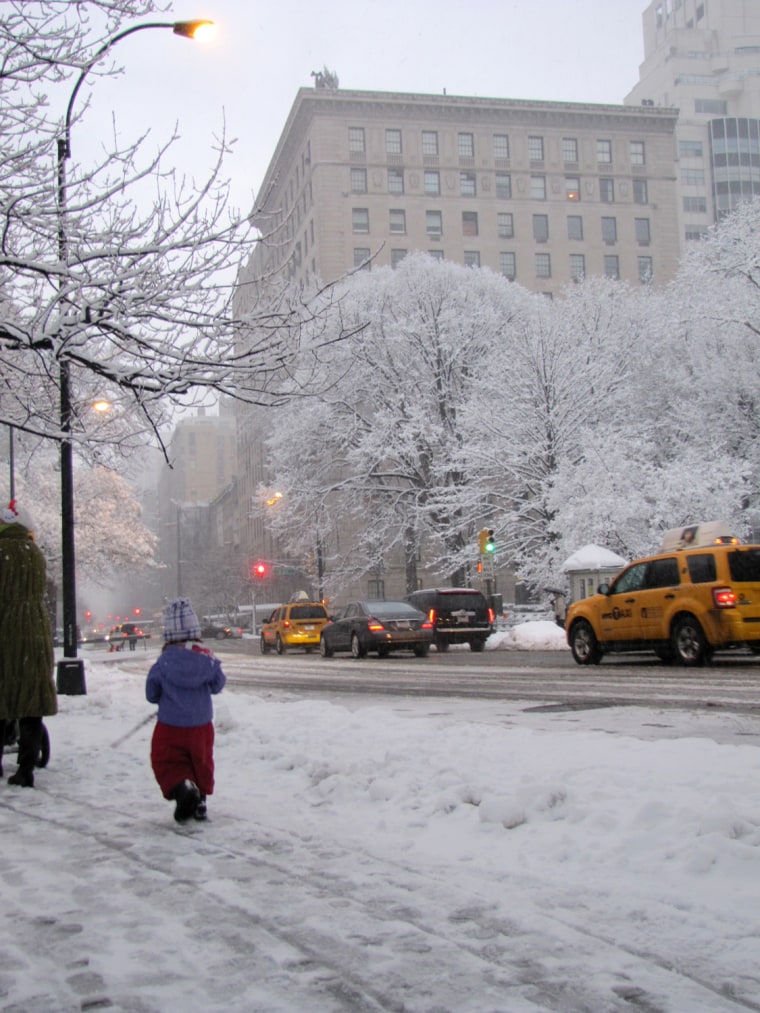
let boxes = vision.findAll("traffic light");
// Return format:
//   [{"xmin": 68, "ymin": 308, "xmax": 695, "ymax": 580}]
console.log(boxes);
[
  {"xmin": 478, "ymin": 529, "xmax": 496, "ymax": 554},
  {"xmin": 251, "ymin": 561, "xmax": 268, "ymax": 579}
]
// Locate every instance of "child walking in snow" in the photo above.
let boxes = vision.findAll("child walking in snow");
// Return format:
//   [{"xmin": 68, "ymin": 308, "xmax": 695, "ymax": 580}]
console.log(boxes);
[{"xmin": 146, "ymin": 597, "xmax": 226, "ymax": 822}]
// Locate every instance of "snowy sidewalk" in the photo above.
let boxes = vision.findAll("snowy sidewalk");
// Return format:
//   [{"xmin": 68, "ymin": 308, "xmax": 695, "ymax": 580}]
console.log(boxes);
[{"xmin": 1, "ymin": 658, "xmax": 760, "ymax": 1011}]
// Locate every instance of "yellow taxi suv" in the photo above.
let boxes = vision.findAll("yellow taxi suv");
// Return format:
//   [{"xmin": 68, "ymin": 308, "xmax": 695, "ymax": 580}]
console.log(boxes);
[
  {"xmin": 260, "ymin": 601, "xmax": 330, "ymax": 654},
  {"xmin": 565, "ymin": 521, "xmax": 760, "ymax": 666}
]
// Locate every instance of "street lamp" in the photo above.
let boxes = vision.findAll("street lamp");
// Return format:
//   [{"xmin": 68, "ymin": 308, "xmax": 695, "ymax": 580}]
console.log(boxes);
[{"xmin": 55, "ymin": 18, "xmax": 215, "ymax": 695}]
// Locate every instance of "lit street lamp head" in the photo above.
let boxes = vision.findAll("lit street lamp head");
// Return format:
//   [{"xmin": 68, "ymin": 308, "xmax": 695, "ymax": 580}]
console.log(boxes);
[{"xmin": 173, "ymin": 20, "xmax": 216, "ymax": 41}]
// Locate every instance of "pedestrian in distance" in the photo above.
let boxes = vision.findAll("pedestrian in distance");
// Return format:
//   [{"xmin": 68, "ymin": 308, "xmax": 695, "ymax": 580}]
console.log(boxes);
[
  {"xmin": 146, "ymin": 597, "xmax": 226, "ymax": 823},
  {"xmin": 0, "ymin": 499, "xmax": 57, "ymax": 788}
]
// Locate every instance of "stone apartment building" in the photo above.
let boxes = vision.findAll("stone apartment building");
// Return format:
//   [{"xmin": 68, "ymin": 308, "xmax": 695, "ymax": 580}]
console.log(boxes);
[{"xmin": 239, "ymin": 89, "xmax": 681, "ymax": 298}]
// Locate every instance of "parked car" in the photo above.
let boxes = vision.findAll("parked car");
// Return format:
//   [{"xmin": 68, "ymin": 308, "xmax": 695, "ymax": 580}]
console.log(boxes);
[
  {"xmin": 405, "ymin": 587, "xmax": 494, "ymax": 652},
  {"xmin": 319, "ymin": 600, "xmax": 433, "ymax": 658},
  {"xmin": 200, "ymin": 623, "xmax": 243, "ymax": 641},
  {"xmin": 565, "ymin": 520, "xmax": 760, "ymax": 666},
  {"xmin": 260, "ymin": 602, "xmax": 330, "ymax": 654}
]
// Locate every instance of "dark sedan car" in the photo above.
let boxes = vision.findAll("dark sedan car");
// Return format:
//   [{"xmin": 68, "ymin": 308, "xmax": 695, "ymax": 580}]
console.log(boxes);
[{"xmin": 319, "ymin": 600, "xmax": 433, "ymax": 658}]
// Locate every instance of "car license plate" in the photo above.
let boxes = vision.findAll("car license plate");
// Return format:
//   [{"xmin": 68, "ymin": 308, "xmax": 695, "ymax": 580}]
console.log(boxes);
[
  {"xmin": 397, "ymin": 621, "xmax": 411, "ymax": 630},
  {"xmin": 304, "ymin": 624, "xmax": 314, "ymax": 631}
]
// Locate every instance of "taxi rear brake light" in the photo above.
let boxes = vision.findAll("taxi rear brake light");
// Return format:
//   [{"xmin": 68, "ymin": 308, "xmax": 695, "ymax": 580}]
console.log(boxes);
[{"xmin": 713, "ymin": 586, "xmax": 737, "ymax": 608}]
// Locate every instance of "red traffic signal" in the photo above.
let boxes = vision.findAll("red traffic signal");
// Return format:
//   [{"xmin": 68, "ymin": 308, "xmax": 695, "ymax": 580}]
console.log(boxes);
[{"xmin": 252, "ymin": 561, "xmax": 268, "ymax": 579}]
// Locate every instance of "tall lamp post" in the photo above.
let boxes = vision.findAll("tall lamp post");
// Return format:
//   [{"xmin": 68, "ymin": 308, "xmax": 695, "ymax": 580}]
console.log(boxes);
[{"xmin": 55, "ymin": 19, "xmax": 215, "ymax": 694}]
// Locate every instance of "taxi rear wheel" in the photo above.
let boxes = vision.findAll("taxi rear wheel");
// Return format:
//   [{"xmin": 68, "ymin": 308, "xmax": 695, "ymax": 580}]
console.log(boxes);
[
  {"xmin": 671, "ymin": 615, "xmax": 708, "ymax": 666},
  {"xmin": 276, "ymin": 634, "xmax": 287, "ymax": 655},
  {"xmin": 569, "ymin": 619, "xmax": 602, "ymax": 665}
]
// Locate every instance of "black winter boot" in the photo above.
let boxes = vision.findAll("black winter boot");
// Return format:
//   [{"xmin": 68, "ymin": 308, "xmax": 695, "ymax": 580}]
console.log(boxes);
[
  {"xmin": 172, "ymin": 780, "xmax": 201, "ymax": 822},
  {"xmin": 8, "ymin": 767, "xmax": 34, "ymax": 787}
]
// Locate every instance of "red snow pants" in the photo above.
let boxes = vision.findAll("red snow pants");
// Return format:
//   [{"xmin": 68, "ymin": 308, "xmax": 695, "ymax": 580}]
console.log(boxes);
[{"xmin": 151, "ymin": 720, "xmax": 215, "ymax": 798}]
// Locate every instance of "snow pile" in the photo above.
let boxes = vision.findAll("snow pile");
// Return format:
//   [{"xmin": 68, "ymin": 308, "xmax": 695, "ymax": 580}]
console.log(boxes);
[{"xmin": 488, "ymin": 619, "xmax": 568, "ymax": 651}]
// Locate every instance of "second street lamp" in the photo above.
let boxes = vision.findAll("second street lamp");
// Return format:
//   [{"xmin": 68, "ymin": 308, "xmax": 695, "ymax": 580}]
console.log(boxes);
[{"xmin": 55, "ymin": 18, "xmax": 215, "ymax": 694}]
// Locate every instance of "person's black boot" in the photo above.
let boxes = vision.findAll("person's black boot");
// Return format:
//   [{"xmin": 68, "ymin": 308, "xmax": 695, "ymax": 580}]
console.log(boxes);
[
  {"xmin": 8, "ymin": 767, "xmax": 34, "ymax": 787},
  {"xmin": 194, "ymin": 795, "xmax": 207, "ymax": 821}
]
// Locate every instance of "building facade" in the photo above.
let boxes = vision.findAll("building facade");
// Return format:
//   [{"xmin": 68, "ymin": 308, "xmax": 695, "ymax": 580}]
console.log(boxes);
[
  {"xmin": 240, "ymin": 88, "xmax": 681, "ymax": 298},
  {"xmin": 156, "ymin": 406, "xmax": 239, "ymax": 610},
  {"xmin": 626, "ymin": 0, "xmax": 760, "ymax": 240}
]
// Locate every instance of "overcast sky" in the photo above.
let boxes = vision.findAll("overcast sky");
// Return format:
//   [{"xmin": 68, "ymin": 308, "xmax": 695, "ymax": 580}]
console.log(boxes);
[{"xmin": 74, "ymin": 0, "xmax": 649, "ymax": 214}]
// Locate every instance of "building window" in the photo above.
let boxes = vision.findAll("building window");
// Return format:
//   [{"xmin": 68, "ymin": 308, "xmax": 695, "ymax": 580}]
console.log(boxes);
[
  {"xmin": 426, "ymin": 209, "xmax": 443, "ymax": 238},
  {"xmin": 493, "ymin": 134, "xmax": 510, "ymax": 160},
  {"xmin": 570, "ymin": 253, "xmax": 586, "ymax": 281},
  {"xmin": 604, "ymin": 255, "xmax": 620, "ymax": 280},
  {"xmin": 464, "ymin": 250, "xmax": 481, "ymax": 268},
  {"xmin": 532, "ymin": 214, "xmax": 549, "ymax": 241},
  {"xmin": 681, "ymin": 168, "xmax": 705, "ymax": 185},
  {"xmin": 685, "ymin": 225, "xmax": 709, "ymax": 240},
  {"xmin": 424, "ymin": 170, "xmax": 440, "ymax": 195},
  {"xmin": 496, "ymin": 173, "xmax": 512, "ymax": 199},
  {"xmin": 388, "ymin": 168, "xmax": 404, "ymax": 194},
  {"xmin": 695, "ymin": 99, "xmax": 727, "ymax": 115},
  {"xmin": 565, "ymin": 177, "xmax": 580, "ymax": 201},
  {"xmin": 348, "ymin": 127, "xmax": 365, "ymax": 153},
  {"xmin": 535, "ymin": 252, "xmax": 551, "ymax": 278},
  {"xmin": 629, "ymin": 140, "xmax": 646, "ymax": 166},
  {"xmin": 602, "ymin": 216, "xmax": 617, "ymax": 243},
  {"xmin": 562, "ymin": 137, "xmax": 579, "ymax": 163},
  {"xmin": 567, "ymin": 214, "xmax": 583, "ymax": 240},
  {"xmin": 428, "ymin": 249, "xmax": 444, "ymax": 261},
  {"xmin": 530, "ymin": 175, "xmax": 546, "ymax": 200},
  {"xmin": 352, "ymin": 208, "xmax": 369, "ymax": 233},
  {"xmin": 497, "ymin": 212, "xmax": 514, "ymax": 238},
  {"xmin": 683, "ymin": 195, "xmax": 707, "ymax": 213},
  {"xmin": 389, "ymin": 209, "xmax": 406, "ymax": 234},
  {"xmin": 635, "ymin": 217, "xmax": 651, "ymax": 244},
  {"xmin": 353, "ymin": 247, "xmax": 371, "ymax": 269},
  {"xmin": 599, "ymin": 177, "xmax": 615, "ymax": 203},
  {"xmin": 679, "ymin": 139, "xmax": 704, "ymax": 157},
  {"xmin": 458, "ymin": 132, "xmax": 474, "ymax": 158},
  {"xmin": 391, "ymin": 249, "xmax": 407, "ymax": 268},
  {"xmin": 386, "ymin": 129, "xmax": 402, "ymax": 155},
  {"xmin": 422, "ymin": 130, "xmax": 439, "ymax": 156},
  {"xmin": 462, "ymin": 211, "xmax": 479, "ymax": 236},
  {"xmin": 350, "ymin": 168, "xmax": 367, "ymax": 193},
  {"xmin": 499, "ymin": 251, "xmax": 516, "ymax": 279},
  {"xmin": 528, "ymin": 136, "xmax": 544, "ymax": 161},
  {"xmin": 460, "ymin": 171, "xmax": 477, "ymax": 196},
  {"xmin": 638, "ymin": 256, "xmax": 653, "ymax": 283},
  {"xmin": 633, "ymin": 178, "xmax": 648, "ymax": 204},
  {"xmin": 597, "ymin": 139, "xmax": 612, "ymax": 163}
]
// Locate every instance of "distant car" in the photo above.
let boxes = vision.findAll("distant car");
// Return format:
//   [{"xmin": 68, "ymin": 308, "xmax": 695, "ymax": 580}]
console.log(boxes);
[
  {"xmin": 106, "ymin": 622, "xmax": 151, "ymax": 651},
  {"xmin": 405, "ymin": 587, "xmax": 494, "ymax": 652},
  {"xmin": 319, "ymin": 600, "xmax": 433, "ymax": 658},
  {"xmin": 260, "ymin": 602, "xmax": 330, "ymax": 654},
  {"xmin": 201, "ymin": 623, "xmax": 243, "ymax": 641}
]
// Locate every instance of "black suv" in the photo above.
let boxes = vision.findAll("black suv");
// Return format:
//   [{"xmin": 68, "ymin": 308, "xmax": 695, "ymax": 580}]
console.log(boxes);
[{"xmin": 406, "ymin": 588, "xmax": 494, "ymax": 652}]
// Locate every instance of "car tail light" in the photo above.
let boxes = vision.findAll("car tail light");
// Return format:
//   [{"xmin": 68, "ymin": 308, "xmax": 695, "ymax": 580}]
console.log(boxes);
[
  {"xmin": 368, "ymin": 619, "xmax": 385, "ymax": 631},
  {"xmin": 428, "ymin": 609, "xmax": 437, "ymax": 624},
  {"xmin": 713, "ymin": 587, "xmax": 737, "ymax": 608},
  {"xmin": 421, "ymin": 619, "xmax": 433, "ymax": 630},
  {"xmin": 487, "ymin": 608, "xmax": 495, "ymax": 623}
]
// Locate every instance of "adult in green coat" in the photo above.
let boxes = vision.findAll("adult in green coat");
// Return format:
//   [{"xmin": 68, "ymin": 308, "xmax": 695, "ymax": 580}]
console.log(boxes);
[{"xmin": 0, "ymin": 500, "xmax": 57, "ymax": 787}]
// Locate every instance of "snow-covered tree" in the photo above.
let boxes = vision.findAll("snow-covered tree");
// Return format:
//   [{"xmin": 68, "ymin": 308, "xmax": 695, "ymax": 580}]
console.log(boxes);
[{"xmin": 0, "ymin": 2, "xmax": 357, "ymax": 467}]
